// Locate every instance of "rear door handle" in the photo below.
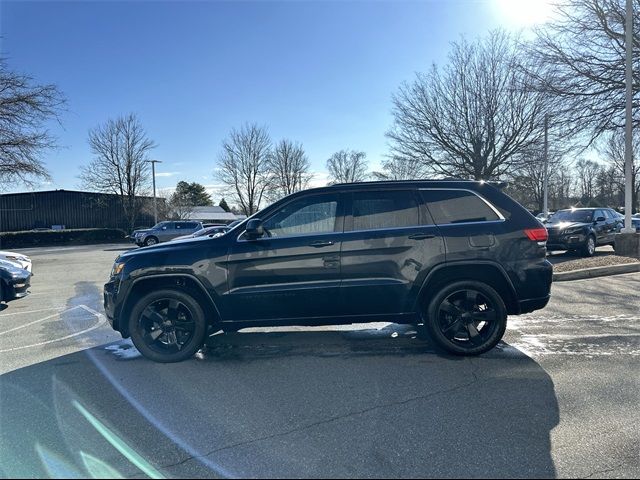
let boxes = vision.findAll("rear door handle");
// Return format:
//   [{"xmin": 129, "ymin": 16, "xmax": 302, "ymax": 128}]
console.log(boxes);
[
  {"xmin": 310, "ymin": 240, "xmax": 335, "ymax": 248},
  {"xmin": 408, "ymin": 233, "xmax": 436, "ymax": 240}
]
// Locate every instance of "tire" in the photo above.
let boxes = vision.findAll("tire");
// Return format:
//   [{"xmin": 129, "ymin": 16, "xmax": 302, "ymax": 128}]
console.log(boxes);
[
  {"xmin": 422, "ymin": 280, "xmax": 507, "ymax": 356},
  {"xmin": 128, "ymin": 289, "xmax": 207, "ymax": 363},
  {"xmin": 581, "ymin": 235, "xmax": 596, "ymax": 257},
  {"xmin": 144, "ymin": 236, "xmax": 159, "ymax": 247}
]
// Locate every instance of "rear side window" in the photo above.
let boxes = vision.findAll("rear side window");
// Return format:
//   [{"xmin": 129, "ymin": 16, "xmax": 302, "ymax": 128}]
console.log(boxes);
[
  {"xmin": 350, "ymin": 190, "xmax": 419, "ymax": 231},
  {"xmin": 421, "ymin": 189, "xmax": 500, "ymax": 225}
]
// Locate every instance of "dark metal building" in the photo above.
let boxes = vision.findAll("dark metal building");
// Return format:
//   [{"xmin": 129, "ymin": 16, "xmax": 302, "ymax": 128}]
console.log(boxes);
[{"xmin": 0, "ymin": 190, "xmax": 158, "ymax": 232}]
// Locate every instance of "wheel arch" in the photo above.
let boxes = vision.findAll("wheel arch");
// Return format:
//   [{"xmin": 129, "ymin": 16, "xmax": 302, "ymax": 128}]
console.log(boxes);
[
  {"xmin": 119, "ymin": 274, "xmax": 221, "ymax": 337},
  {"xmin": 415, "ymin": 261, "xmax": 519, "ymax": 316}
]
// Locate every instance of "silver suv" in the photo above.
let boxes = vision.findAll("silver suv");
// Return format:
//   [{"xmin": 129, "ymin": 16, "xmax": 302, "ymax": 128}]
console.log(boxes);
[{"xmin": 131, "ymin": 221, "xmax": 203, "ymax": 247}]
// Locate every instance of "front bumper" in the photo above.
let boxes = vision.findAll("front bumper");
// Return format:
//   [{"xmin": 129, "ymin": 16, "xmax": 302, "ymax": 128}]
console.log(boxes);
[
  {"xmin": 546, "ymin": 232, "xmax": 587, "ymax": 251},
  {"xmin": 103, "ymin": 279, "xmax": 119, "ymax": 330},
  {"xmin": 4, "ymin": 279, "xmax": 31, "ymax": 302}
]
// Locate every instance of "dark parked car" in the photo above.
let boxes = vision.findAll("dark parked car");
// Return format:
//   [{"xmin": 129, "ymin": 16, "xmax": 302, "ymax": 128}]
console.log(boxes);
[
  {"xmin": 104, "ymin": 180, "xmax": 552, "ymax": 362},
  {"xmin": 545, "ymin": 208, "xmax": 621, "ymax": 256},
  {"xmin": 131, "ymin": 221, "xmax": 203, "ymax": 246},
  {"xmin": 0, "ymin": 260, "xmax": 31, "ymax": 303}
]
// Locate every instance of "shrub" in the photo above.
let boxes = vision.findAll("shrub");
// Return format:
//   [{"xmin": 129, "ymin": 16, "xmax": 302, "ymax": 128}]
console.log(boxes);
[{"xmin": 0, "ymin": 228, "xmax": 127, "ymax": 249}]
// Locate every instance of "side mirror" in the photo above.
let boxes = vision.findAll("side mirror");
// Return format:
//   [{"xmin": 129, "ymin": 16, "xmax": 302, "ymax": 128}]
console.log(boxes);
[
  {"xmin": 162, "ymin": 226, "xmax": 167, "ymax": 230},
  {"xmin": 245, "ymin": 218, "xmax": 264, "ymax": 239},
  {"xmin": 596, "ymin": 216, "xmax": 606, "ymax": 223}
]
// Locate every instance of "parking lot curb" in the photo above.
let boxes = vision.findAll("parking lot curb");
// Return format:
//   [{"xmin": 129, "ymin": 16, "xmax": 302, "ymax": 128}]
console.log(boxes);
[{"xmin": 553, "ymin": 262, "xmax": 640, "ymax": 281}]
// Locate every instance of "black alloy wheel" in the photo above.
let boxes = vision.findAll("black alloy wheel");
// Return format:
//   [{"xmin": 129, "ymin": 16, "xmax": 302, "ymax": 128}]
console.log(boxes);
[
  {"xmin": 129, "ymin": 289, "xmax": 207, "ymax": 362},
  {"xmin": 423, "ymin": 281, "xmax": 507, "ymax": 356}
]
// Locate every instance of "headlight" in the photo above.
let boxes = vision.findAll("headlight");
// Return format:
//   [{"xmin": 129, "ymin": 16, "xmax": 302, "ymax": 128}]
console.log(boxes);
[
  {"xmin": 564, "ymin": 227, "xmax": 583, "ymax": 235},
  {"xmin": 111, "ymin": 262, "xmax": 125, "ymax": 277}
]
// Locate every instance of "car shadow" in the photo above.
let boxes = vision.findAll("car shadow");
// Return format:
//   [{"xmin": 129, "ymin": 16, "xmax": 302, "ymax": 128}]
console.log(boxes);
[
  {"xmin": 102, "ymin": 247, "xmax": 137, "ymax": 252},
  {"xmin": 547, "ymin": 245, "xmax": 614, "ymax": 265},
  {"xmin": 0, "ymin": 321, "xmax": 560, "ymax": 478}
]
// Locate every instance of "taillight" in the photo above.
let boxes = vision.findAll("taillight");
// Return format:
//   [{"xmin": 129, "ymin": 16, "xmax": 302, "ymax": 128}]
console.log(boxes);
[{"xmin": 524, "ymin": 228, "xmax": 548, "ymax": 242}]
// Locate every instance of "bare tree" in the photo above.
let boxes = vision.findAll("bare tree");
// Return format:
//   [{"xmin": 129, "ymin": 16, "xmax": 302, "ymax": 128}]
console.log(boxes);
[
  {"xmin": 599, "ymin": 129, "xmax": 640, "ymax": 209},
  {"xmin": 506, "ymin": 144, "xmax": 566, "ymax": 211},
  {"xmin": 326, "ymin": 150, "xmax": 368, "ymax": 184},
  {"xmin": 0, "ymin": 59, "xmax": 65, "ymax": 186},
  {"xmin": 80, "ymin": 114, "xmax": 155, "ymax": 230},
  {"xmin": 267, "ymin": 139, "xmax": 311, "ymax": 200},
  {"xmin": 372, "ymin": 155, "xmax": 428, "ymax": 180},
  {"xmin": 527, "ymin": 0, "xmax": 640, "ymax": 143},
  {"xmin": 575, "ymin": 158, "xmax": 604, "ymax": 201},
  {"xmin": 388, "ymin": 30, "xmax": 552, "ymax": 180},
  {"xmin": 216, "ymin": 123, "xmax": 272, "ymax": 216}
]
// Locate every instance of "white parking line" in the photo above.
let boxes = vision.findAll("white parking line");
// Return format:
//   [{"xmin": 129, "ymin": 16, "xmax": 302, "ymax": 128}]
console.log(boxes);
[
  {"xmin": 0, "ymin": 307, "xmax": 80, "ymax": 336},
  {"xmin": 0, "ymin": 307, "xmax": 65, "ymax": 318},
  {"xmin": 0, "ymin": 304, "xmax": 107, "ymax": 353}
]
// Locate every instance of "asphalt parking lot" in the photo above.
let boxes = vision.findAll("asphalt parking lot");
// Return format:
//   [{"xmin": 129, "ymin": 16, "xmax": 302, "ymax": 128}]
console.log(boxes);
[{"xmin": 0, "ymin": 243, "xmax": 638, "ymax": 478}]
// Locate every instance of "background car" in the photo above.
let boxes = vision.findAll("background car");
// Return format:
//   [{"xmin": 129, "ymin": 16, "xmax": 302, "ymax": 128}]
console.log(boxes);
[
  {"xmin": 131, "ymin": 221, "xmax": 203, "ymax": 246},
  {"xmin": 0, "ymin": 259, "xmax": 31, "ymax": 303},
  {"xmin": 546, "ymin": 207, "xmax": 620, "ymax": 256},
  {"xmin": 535, "ymin": 212, "xmax": 554, "ymax": 224},
  {"xmin": 172, "ymin": 224, "xmax": 230, "ymax": 241},
  {"xmin": 0, "ymin": 251, "xmax": 32, "ymax": 272}
]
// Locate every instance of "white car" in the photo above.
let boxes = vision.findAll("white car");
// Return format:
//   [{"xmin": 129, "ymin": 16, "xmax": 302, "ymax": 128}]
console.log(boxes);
[{"xmin": 0, "ymin": 251, "xmax": 32, "ymax": 273}]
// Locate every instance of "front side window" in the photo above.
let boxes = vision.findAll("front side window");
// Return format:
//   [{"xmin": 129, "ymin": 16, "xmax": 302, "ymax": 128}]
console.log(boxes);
[
  {"xmin": 262, "ymin": 194, "xmax": 338, "ymax": 238},
  {"xmin": 350, "ymin": 190, "xmax": 420, "ymax": 231},
  {"xmin": 421, "ymin": 189, "xmax": 500, "ymax": 225}
]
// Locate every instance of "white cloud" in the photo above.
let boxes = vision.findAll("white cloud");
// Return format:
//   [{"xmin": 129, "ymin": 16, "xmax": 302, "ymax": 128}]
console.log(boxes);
[{"xmin": 155, "ymin": 172, "xmax": 181, "ymax": 178}]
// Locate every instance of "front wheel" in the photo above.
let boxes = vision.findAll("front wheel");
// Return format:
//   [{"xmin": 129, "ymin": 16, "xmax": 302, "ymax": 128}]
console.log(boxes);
[
  {"xmin": 144, "ymin": 236, "xmax": 158, "ymax": 247},
  {"xmin": 581, "ymin": 235, "xmax": 596, "ymax": 257},
  {"xmin": 128, "ymin": 289, "xmax": 207, "ymax": 363},
  {"xmin": 422, "ymin": 281, "xmax": 507, "ymax": 356}
]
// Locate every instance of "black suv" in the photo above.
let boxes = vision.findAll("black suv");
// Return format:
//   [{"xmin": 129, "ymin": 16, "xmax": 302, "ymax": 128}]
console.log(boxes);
[
  {"xmin": 545, "ymin": 208, "xmax": 622, "ymax": 257},
  {"xmin": 104, "ymin": 180, "xmax": 552, "ymax": 362}
]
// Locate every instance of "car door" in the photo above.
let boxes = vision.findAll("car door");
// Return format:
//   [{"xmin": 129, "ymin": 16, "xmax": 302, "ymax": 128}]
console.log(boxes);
[
  {"xmin": 157, "ymin": 222, "xmax": 175, "ymax": 242},
  {"xmin": 225, "ymin": 192, "xmax": 344, "ymax": 322},
  {"xmin": 339, "ymin": 189, "xmax": 445, "ymax": 317},
  {"xmin": 592, "ymin": 209, "xmax": 608, "ymax": 245}
]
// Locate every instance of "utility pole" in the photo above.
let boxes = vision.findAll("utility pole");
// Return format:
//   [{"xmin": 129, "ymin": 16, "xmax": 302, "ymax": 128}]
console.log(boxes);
[
  {"xmin": 622, "ymin": 0, "xmax": 634, "ymax": 234},
  {"xmin": 146, "ymin": 159, "xmax": 162, "ymax": 225},
  {"xmin": 543, "ymin": 113, "xmax": 549, "ymax": 218}
]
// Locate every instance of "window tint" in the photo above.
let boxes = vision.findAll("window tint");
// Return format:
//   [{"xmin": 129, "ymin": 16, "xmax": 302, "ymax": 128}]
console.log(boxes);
[
  {"xmin": 421, "ymin": 189, "xmax": 499, "ymax": 225},
  {"xmin": 350, "ymin": 190, "xmax": 420, "ymax": 231},
  {"xmin": 263, "ymin": 194, "xmax": 338, "ymax": 237}
]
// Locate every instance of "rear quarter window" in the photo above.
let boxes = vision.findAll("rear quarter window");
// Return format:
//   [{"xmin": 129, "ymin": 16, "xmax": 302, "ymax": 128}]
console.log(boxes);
[{"xmin": 421, "ymin": 189, "xmax": 500, "ymax": 225}]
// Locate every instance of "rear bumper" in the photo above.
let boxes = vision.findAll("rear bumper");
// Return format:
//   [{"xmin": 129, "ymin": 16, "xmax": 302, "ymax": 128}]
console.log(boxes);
[{"xmin": 518, "ymin": 295, "xmax": 551, "ymax": 314}]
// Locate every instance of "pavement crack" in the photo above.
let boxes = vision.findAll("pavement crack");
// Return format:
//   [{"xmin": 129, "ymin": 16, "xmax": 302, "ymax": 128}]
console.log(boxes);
[
  {"xmin": 583, "ymin": 461, "xmax": 629, "ymax": 479},
  {"xmin": 161, "ymin": 361, "xmax": 482, "ymax": 470}
]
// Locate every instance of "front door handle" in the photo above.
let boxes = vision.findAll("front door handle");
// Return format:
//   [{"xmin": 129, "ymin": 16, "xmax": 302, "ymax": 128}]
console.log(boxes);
[
  {"xmin": 408, "ymin": 233, "xmax": 436, "ymax": 240},
  {"xmin": 310, "ymin": 240, "xmax": 335, "ymax": 248}
]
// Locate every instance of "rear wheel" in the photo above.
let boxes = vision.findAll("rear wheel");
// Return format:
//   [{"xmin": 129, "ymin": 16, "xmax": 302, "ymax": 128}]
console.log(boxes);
[
  {"xmin": 422, "ymin": 281, "xmax": 507, "ymax": 356},
  {"xmin": 128, "ymin": 289, "xmax": 207, "ymax": 363}
]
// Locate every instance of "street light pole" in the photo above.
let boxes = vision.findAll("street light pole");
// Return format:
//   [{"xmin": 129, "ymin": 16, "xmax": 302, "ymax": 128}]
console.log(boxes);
[
  {"xmin": 146, "ymin": 160, "xmax": 162, "ymax": 225},
  {"xmin": 543, "ymin": 113, "xmax": 549, "ymax": 218},
  {"xmin": 622, "ymin": 0, "xmax": 634, "ymax": 233}
]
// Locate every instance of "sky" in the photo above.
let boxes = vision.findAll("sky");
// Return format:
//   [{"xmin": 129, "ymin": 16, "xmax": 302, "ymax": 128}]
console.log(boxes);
[{"xmin": 0, "ymin": 0, "xmax": 555, "ymax": 200}]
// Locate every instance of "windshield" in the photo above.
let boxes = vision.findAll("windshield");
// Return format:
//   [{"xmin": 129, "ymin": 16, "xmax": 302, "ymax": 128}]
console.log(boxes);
[{"xmin": 549, "ymin": 210, "xmax": 593, "ymax": 223}]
